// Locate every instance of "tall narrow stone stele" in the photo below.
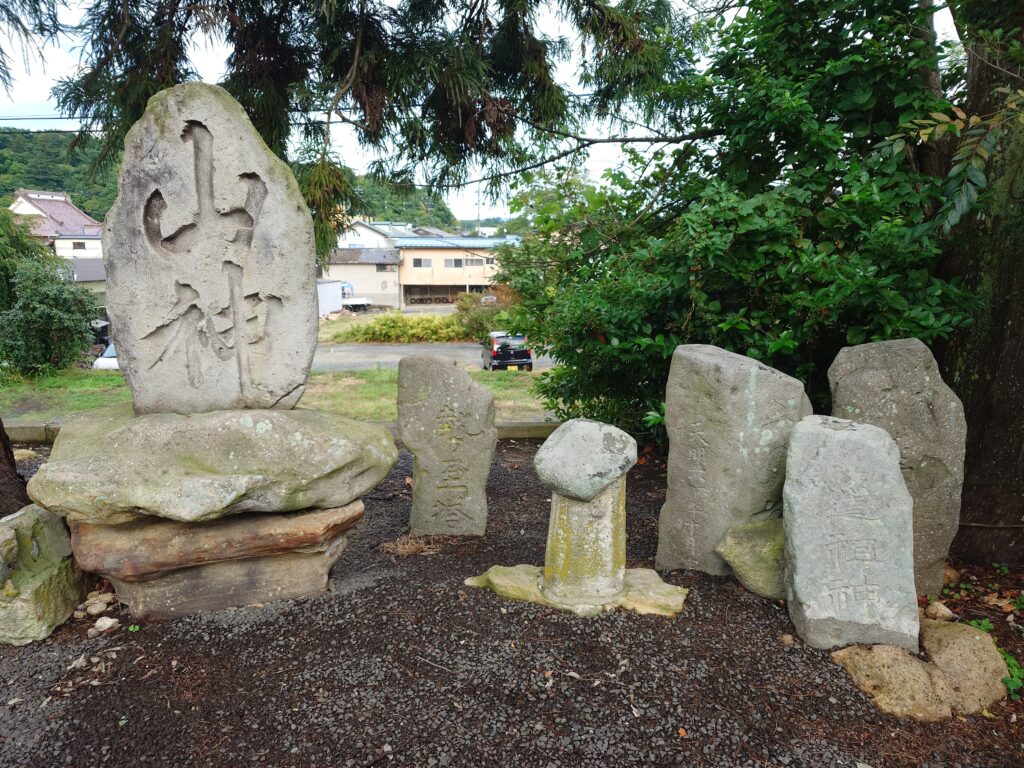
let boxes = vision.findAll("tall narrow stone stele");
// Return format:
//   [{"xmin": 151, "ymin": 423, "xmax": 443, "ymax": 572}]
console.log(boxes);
[
  {"xmin": 103, "ymin": 82, "xmax": 318, "ymax": 415},
  {"xmin": 784, "ymin": 416, "xmax": 919, "ymax": 651},
  {"xmin": 829, "ymin": 338, "xmax": 967, "ymax": 596},
  {"xmin": 656, "ymin": 345, "xmax": 811, "ymax": 575},
  {"xmin": 397, "ymin": 355, "xmax": 497, "ymax": 536}
]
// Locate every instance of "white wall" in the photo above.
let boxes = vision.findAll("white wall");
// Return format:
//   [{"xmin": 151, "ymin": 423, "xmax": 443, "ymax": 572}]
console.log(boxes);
[
  {"xmin": 323, "ymin": 263, "xmax": 400, "ymax": 308},
  {"xmin": 317, "ymin": 281, "xmax": 345, "ymax": 316},
  {"xmin": 54, "ymin": 237, "xmax": 103, "ymax": 260},
  {"xmin": 336, "ymin": 221, "xmax": 394, "ymax": 249}
]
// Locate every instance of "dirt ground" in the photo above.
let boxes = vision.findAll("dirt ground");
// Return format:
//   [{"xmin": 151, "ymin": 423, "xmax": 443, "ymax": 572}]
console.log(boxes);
[{"xmin": 2, "ymin": 441, "xmax": 1021, "ymax": 768}]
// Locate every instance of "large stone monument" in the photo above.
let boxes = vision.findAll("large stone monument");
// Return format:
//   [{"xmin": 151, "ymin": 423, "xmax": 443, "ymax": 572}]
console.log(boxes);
[
  {"xmin": 829, "ymin": 338, "xmax": 967, "ymax": 596},
  {"xmin": 784, "ymin": 416, "xmax": 919, "ymax": 650},
  {"xmin": 397, "ymin": 355, "xmax": 496, "ymax": 536},
  {"xmin": 467, "ymin": 419, "xmax": 688, "ymax": 618},
  {"xmin": 24, "ymin": 83, "xmax": 397, "ymax": 619},
  {"xmin": 104, "ymin": 82, "xmax": 318, "ymax": 415},
  {"xmin": 656, "ymin": 345, "xmax": 811, "ymax": 575}
]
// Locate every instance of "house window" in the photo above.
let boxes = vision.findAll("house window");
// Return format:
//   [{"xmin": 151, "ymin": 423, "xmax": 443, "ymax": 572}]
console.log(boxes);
[
  {"xmin": 486, "ymin": 257, "xmax": 495, "ymax": 265},
  {"xmin": 444, "ymin": 258, "xmax": 464, "ymax": 268},
  {"xmin": 72, "ymin": 241, "xmax": 86, "ymax": 250},
  {"xmin": 413, "ymin": 258, "xmax": 432, "ymax": 268},
  {"xmin": 466, "ymin": 258, "xmax": 484, "ymax": 266},
  {"xmin": 376, "ymin": 264, "xmax": 397, "ymax": 272}
]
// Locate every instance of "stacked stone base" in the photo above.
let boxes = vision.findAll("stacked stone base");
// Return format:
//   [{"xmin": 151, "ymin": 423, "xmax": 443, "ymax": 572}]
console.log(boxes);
[
  {"xmin": 72, "ymin": 503, "xmax": 363, "ymax": 619},
  {"xmin": 26, "ymin": 405, "xmax": 398, "ymax": 620}
]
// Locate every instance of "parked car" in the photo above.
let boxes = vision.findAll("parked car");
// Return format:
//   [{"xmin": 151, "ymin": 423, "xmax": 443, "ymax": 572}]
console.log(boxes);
[
  {"xmin": 92, "ymin": 342, "xmax": 119, "ymax": 370},
  {"xmin": 481, "ymin": 331, "xmax": 533, "ymax": 371},
  {"xmin": 479, "ymin": 294, "xmax": 498, "ymax": 306}
]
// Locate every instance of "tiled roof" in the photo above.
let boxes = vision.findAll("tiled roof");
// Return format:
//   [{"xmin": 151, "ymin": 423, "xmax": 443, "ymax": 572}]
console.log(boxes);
[
  {"xmin": 328, "ymin": 247, "xmax": 401, "ymax": 265},
  {"xmin": 14, "ymin": 190, "xmax": 102, "ymax": 239}
]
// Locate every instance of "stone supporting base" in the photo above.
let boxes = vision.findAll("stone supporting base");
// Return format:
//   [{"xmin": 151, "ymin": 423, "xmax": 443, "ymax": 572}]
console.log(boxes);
[
  {"xmin": 466, "ymin": 564, "xmax": 688, "ymax": 618},
  {"xmin": 111, "ymin": 536, "xmax": 348, "ymax": 619},
  {"xmin": 69, "ymin": 503, "xmax": 365, "ymax": 620}
]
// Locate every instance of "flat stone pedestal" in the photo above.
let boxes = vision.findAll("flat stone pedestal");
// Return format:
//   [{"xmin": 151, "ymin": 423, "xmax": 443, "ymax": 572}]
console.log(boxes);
[
  {"xmin": 71, "ymin": 502, "xmax": 364, "ymax": 619},
  {"xmin": 467, "ymin": 565, "xmax": 688, "ymax": 618}
]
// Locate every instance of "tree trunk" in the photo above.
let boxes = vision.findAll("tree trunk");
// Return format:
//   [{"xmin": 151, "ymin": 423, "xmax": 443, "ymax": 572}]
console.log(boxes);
[
  {"xmin": 941, "ymin": 3, "xmax": 1024, "ymax": 566},
  {"xmin": 0, "ymin": 416, "xmax": 30, "ymax": 517}
]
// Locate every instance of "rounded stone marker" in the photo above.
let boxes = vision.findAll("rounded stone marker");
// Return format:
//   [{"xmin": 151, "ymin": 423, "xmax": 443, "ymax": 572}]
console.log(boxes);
[{"xmin": 534, "ymin": 419, "xmax": 637, "ymax": 605}]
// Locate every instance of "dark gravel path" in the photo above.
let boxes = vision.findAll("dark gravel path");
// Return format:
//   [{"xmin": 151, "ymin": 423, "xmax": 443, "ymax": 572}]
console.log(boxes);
[{"xmin": 2, "ymin": 441, "xmax": 1021, "ymax": 768}]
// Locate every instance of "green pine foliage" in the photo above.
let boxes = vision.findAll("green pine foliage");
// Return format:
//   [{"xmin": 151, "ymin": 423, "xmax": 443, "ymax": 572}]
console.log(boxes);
[{"xmin": 496, "ymin": 1, "xmax": 979, "ymax": 437}]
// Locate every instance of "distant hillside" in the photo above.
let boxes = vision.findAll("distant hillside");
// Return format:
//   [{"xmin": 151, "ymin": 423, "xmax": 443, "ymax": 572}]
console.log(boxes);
[
  {"xmin": 0, "ymin": 128, "xmax": 457, "ymax": 228},
  {"xmin": 0, "ymin": 130, "xmax": 119, "ymax": 220}
]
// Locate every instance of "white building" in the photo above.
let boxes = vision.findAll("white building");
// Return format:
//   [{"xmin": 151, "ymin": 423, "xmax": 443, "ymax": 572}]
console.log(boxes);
[{"xmin": 8, "ymin": 189, "xmax": 107, "ymax": 306}]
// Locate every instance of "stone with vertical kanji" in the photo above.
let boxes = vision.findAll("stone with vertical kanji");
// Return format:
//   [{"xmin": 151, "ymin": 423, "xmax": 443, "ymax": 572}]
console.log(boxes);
[
  {"xmin": 829, "ymin": 338, "xmax": 967, "ymax": 596},
  {"xmin": 103, "ymin": 82, "xmax": 318, "ymax": 415},
  {"xmin": 784, "ymin": 415, "xmax": 919, "ymax": 651},
  {"xmin": 397, "ymin": 355, "xmax": 497, "ymax": 536},
  {"xmin": 655, "ymin": 345, "xmax": 811, "ymax": 575}
]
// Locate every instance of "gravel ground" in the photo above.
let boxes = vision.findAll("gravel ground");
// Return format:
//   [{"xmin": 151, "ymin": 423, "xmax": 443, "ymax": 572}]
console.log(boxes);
[{"xmin": 2, "ymin": 441, "xmax": 1022, "ymax": 768}]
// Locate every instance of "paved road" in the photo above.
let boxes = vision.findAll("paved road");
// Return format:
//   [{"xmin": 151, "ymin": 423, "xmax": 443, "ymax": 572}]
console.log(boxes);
[{"xmin": 312, "ymin": 342, "xmax": 554, "ymax": 372}]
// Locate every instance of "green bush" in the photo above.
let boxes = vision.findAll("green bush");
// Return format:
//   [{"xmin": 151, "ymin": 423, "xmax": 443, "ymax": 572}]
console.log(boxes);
[
  {"xmin": 0, "ymin": 260, "xmax": 98, "ymax": 375},
  {"xmin": 336, "ymin": 311, "xmax": 469, "ymax": 343},
  {"xmin": 454, "ymin": 292, "xmax": 507, "ymax": 341}
]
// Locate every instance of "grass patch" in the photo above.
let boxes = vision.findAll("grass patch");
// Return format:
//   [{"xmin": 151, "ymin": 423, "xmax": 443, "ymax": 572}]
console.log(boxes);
[
  {"xmin": 1, "ymin": 367, "xmax": 548, "ymax": 424},
  {"xmin": 0, "ymin": 369, "xmax": 131, "ymax": 424},
  {"xmin": 299, "ymin": 368, "xmax": 549, "ymax": 421}
]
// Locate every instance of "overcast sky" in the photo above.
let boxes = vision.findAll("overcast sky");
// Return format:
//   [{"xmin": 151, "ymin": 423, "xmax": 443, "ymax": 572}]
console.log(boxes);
[{"xmin": 0, "ymin": 4, "xmax": 957, "ymax": 221}]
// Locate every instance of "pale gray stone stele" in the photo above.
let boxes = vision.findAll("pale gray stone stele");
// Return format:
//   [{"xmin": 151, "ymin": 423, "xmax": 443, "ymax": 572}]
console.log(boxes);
[
  {"xmin": 784, "ymin": 415, "xmax": 920, "ymax": 651},
  {"xmin": 103, "ymin": 82, "xmax": 318, "ymax": 415},
  {"xmin": 656, "ymin": 344, "xmax": 811, "ymax": 575},
  {"xmin": 397, "ymin": 355, "xmax": 497, "ymax": 536},
  {"xmin": 829, "ymin": 338, "xmax": 966, "ymax": 596}
]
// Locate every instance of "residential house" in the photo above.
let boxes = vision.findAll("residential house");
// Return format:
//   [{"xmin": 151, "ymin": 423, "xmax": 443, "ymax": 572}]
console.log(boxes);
[
  {"xmin": 322, "ymin": 248, "xmax": 402, "ymax": 308},
  {"xmin": 329, "ymin": 219, "xmax": 519, "ymax": 307},
  {"xmin": 8, "ymin": 189, "xmax": 108, "ymax": 307}
]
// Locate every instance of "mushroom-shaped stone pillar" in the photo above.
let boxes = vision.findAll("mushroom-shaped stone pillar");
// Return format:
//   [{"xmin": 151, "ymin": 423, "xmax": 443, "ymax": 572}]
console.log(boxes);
[{"xmin": 533, "ymin": 419, "xmax": 637, "ymax": 606}]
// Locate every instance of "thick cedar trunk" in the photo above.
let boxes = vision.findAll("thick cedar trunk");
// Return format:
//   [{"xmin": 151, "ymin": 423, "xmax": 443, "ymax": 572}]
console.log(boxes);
[
  {"xmin": 941, "ymin": 3, "xmax": 1024, "ymax": 565},
  {"xmin": 0, "ymin": 416, "xmax": 30, "ymax": 517}
]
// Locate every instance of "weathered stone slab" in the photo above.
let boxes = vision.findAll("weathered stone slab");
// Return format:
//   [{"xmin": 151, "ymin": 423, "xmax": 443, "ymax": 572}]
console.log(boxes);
[
  {"xmin": 28, "ymin": 404, "xmax": 397, "ymax": 525},
  {"xmin": 71, "ymin": 502, "xmax": 364, "ymax": 581},
  {"xmin": 397, "ymin": 355, "xmax": 496, "ymax": 536},
  {"xmin": 831, "ymin": 644, "xmax": 954, "ymax": 722},
  {"xmin": 104, "ymin": 82, "xmax": 318, "ymax": 415},
  {"xmin": 829, "ymin": 338, "xmax": 967, "ymax": 596},
  {"xmin": 534, "ymin": 419, "xmax": 637, "ymax": 501},
  {"xmin": 831, "ymin": 619, "xmax": 1007, "ymax": 721},
  {"xmin": 0, "ymin": 505, "xmax": 83, "ymax": 645},
  {"xmin": 111, "ymin": 536, "xmax": 348, "ymax": 619},
  {"xmin": 920, "ymin": 619, "xmax": 1007, "ymax": 715},
  {"xmin": 466, "ymin": 564, "xmax": 688, "ymax": 618},
  {"xmin": 784, "ymin": 416, "xmax": 919, "ymax": 651},
  {"xmin": 715, "ymin": 518, "xmax": 785, "ymax": 600},
  {"xmin": 656, "ymin": 345, "xmax": 811, "ymax": 575}
]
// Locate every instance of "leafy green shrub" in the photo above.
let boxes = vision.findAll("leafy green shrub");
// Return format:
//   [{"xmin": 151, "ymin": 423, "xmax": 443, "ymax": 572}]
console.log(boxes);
[
  {"xmin": 336, "ymin": 311, "xmax": 469, "ymax": 343},
  {"xmin": 1001, "ymin": 649, "xmax": 1023, "ymax": 702},
  {"xmin": 0, "ymin": 260, "xmax": 98, "ymax": 375},
  {"xmin": 455, "ymin": 292, "xmax": 508, "ymax": 341}
]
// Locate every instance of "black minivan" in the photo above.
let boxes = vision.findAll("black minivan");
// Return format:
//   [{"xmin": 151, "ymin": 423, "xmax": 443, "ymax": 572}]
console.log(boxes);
[{"xmin": 482, "ymin": 331, "xmax": 533, "ymax": 371}]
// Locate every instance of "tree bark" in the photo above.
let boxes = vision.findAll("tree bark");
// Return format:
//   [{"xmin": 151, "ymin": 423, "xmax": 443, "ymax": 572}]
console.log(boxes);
[
  {"xmin": 941, "ymin": 3, "xmax": 1024, "ymax": 565},
  {"xmin": 0, "ymin": 416, "xmax": 30, "ymax": 517}
]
